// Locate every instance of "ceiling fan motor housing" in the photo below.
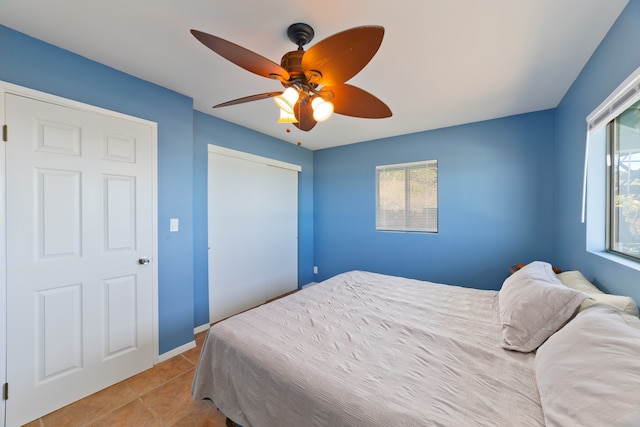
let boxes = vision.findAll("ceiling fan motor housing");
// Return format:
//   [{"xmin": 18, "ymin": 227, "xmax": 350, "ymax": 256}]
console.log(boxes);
[
  {"xmin": 280, "ymin": 50, "xmax": 305, "ymax": 80},
  {"xmin": 287, "ymin": 23, "xmax": 314, "ymax": 49}
]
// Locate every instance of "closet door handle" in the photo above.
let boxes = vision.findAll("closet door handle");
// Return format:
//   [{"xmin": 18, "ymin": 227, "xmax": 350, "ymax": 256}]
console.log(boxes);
[{"xmin": 138, "ymin": 257, "xmax": 150, "ymax": 265}]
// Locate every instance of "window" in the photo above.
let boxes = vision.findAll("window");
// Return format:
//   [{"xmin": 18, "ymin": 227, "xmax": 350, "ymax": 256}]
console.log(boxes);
[
  {"xmin": 586, "ymin": 64, "xmax": 640, "ymax": 264},
  {"xmin": 376, "ymin": 160, "xmax": 438, "ymax": 233},
  {"xmin": 607, "ymin": 99, "xmax": 640, "ymax": 260}
]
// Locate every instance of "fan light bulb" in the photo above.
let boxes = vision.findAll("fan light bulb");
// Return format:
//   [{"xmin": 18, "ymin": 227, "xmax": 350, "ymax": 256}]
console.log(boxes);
[
  {"xmin": 312, "ymin": 97, "xmax": 334, "ymax": 122},
  {"xmin": 274, "ymin": 87, "xmax": 299, "ymax": 114},
  {"xmin": 278, "ymin": 109, "xmax": 298, "ymax": 123}
]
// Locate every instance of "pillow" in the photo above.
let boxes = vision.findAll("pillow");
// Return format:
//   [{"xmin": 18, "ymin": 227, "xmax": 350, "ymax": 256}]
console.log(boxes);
[
  {"xmin": 498, "ymin": 261, "xmax": 588, "ymax": 352},
  {"xmin": 534, "ymin": 304, "xmax": 640, "ymax": 427},
  {"xmin": 557, "ymin": 270, "xmax": 639, "ymax": 317}
]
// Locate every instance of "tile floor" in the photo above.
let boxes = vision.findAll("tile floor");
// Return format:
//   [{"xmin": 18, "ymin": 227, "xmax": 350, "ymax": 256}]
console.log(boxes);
[{"xmin": 23, "ymin": 330, "xmax": 228, "ymax": 427}]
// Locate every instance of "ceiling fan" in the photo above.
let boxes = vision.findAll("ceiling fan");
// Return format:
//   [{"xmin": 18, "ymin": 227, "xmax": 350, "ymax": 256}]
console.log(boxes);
[{"xmin": 190, "ymin": 23, "xmax": 392, "ymax": 131}]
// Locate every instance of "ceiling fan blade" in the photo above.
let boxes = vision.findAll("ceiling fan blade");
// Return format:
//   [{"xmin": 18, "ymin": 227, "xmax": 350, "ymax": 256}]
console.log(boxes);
[
  {"xmin": 321, "ymin": 84, "xmax": 392, "ymax": 118},
  {"xmin": 293, "ymin": 99, "xmax": 317, "ymax": 131},
  {"xmin": 212, "ymin": 92, "xmax": 283, "ymax": 108},
  {"xmin": 302, "ymin": 26, "xmax": 384, "ymax": 86},
  {"xmin": 191, "ymin": 29, "xmax": 290, "ymax": 81}
]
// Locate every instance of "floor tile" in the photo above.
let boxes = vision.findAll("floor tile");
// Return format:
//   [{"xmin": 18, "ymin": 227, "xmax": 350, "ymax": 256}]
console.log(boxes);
[
  {"xmin": 86, "ymin": 399, "xmax": 162, "ymax": 427},
  {"xmin": 25, "ymin": 344, "xmax": 224, "ymax": 427},
  {"xmin": 141, "ymin": 368, "xmax": 213, "ymax": 426},
  {"xmin": 183, "ymin": 330, "xmax": 208, "ymax": 365},
  {"xmin": 126, "ymin": 355, "xmax": 194, "ymax": 396},
  {"xmin": 171, "ymin": 399, "xmax": 227, "ymax": 427},
  {"xmin": 40, "ymin": 381, "xmax": 137, "ymax": 426}
]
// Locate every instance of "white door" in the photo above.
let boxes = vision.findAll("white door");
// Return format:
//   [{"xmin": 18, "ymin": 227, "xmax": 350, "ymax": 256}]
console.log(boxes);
[
  {"xmin": 0, "ymin": 99, "xmax": 6, "ymax": 427},
  {"xmin": 4, "ymin": 91, "xmax": 156, "ymax": 426},
  {"xmin": 208, "ymin": 146, "xmax": 299, "ymax": 323}
]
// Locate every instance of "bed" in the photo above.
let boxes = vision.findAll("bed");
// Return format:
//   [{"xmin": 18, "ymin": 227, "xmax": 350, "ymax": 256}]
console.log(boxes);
[{"xmin": 192, "ymin": 263, "xmax": 640, "ymax": 427}]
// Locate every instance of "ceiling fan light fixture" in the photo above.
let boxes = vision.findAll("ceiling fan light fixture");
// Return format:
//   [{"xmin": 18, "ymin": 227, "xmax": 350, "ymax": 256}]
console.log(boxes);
[
  {"xmin": 274, "ymin": 87, "xmax": 299, "ymax": 114},
  {"xmin": 192, "ymin": 24, "xmax": 391, "ymax": 133},
  {"xmin": 278, "ymin": 108, "xmax": 298, "ymax": 123},
  {"xmin": 312, "ymin": 97, "xmax": 334, "ymax": 122}
]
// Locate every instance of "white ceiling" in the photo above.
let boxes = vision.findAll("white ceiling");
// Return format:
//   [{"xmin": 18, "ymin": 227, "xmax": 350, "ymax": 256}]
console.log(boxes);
[{"xmin": 0, "ymin": 0, "xmax": 629, "ymax": 150}]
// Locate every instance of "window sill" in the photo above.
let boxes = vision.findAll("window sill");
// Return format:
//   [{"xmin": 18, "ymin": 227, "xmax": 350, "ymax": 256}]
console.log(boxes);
[
  {"xmin": 587, "ymin": 249, "xmax": 640, "ymax": 273},
  {"xmin": 376, "ymin": 228, "xmax": 438, "ymax": 234}
]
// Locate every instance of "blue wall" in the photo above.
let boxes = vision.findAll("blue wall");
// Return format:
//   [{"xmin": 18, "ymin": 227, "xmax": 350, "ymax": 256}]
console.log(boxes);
[
  {"xmin": 555, "ymin": 0, "xmax": 640, "ymax": 305},
  {"xmin": 192, "ymin": 111, "xmax": 314, "ymax": 328},
  {"xmin": 314, "ymin": 1, "xmax": 640, "ymax": 302},
  {"xmin": 313, "ymin": 110, "xmax": 556, "ymax": 290}
]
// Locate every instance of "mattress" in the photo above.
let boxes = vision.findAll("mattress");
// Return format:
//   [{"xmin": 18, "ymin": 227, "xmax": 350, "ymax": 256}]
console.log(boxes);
[{"xmin": 192, "ymin": 270, "xmax": 544, "ymax": 426}]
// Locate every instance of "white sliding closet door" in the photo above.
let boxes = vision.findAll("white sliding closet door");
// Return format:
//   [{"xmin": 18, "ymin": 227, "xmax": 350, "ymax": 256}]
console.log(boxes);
[{"xmin": 208, "ymin": 145, "xmax": 299, "ymax": 323}]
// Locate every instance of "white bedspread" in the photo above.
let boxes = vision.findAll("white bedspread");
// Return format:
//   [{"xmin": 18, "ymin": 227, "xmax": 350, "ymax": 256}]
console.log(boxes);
[{"xmin": 192, "ymin": 271, "xmax": 544, "ymax": 427}]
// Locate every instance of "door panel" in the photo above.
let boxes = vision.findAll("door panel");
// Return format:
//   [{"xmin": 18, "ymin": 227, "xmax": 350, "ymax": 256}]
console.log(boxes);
[
  {"xmin": 104, "ymin": 275, "xmax": 138, "ymax": 357},
  {"xmin": 39, "ymin": 169, "xmax": 81, "ymax": 257},
  {"xmin": 37, "ymin": 284, "xmax": 83, "ymax": 380},
  {"xmin": 5, "ymin": 92, "xmax": 155, "ymax": 426},
  {"xmin": 104, "ymin": 175, "xmax": 136, "ymax": 250}
]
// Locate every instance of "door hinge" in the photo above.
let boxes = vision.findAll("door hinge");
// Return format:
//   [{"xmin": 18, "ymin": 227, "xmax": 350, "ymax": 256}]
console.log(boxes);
[
  {"xmin": 3, "ymin": 382, "xmax": 7, "ymax": 400},
  {"xmin": 2, "ymin": 124, "xmax": 7, "ymax": 142}
]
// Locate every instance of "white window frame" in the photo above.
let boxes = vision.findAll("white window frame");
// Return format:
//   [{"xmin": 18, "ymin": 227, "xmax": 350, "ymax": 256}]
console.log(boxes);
[
  {"xmin": 376, "ymin": 160, "xmax": 438, "ymax": 233},
  {"xmin": 605, "ymin": 105, "xmax": 640, "ymax": 262},
  {"xmin": 585, "ymin": 64, "xmax": 640, "ymax": 268}
]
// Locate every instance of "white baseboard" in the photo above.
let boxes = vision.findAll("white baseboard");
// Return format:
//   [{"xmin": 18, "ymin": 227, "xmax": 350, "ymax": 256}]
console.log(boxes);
[
  {"xmin": 157, "ymin": 324, "xmax": 210, "ymax": 363},
  {"xmin": 157, "ymin": 340, "xmax": 196, "ymax": 363},
  {"xmin": 194, "ymin": 323, "xmax": 211, "ymax": 334},
  {"xmin": 302, "ymin": 282, "xmax": 317, "ymax": 289}
]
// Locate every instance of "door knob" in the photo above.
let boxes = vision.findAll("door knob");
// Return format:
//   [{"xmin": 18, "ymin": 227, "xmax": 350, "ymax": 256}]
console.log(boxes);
[{"xmin": 138, "ymin": 257, "xmax": 150, "ymax": 265}]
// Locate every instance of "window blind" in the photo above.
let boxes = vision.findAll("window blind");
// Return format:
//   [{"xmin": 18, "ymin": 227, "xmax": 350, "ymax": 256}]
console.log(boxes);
[
  {"xmin": 583, "ymin": 64, "xmax": 640, "ymax": 222},
  {"xmin": 376, "ymin": 160, "xmax": 438, "ymax": 232}
]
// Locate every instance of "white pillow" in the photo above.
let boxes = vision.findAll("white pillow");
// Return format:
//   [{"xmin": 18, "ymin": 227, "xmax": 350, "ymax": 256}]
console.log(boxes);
[
  {"xmin": 557, "ymin": 270, "xmax": 639, "ymax": 317},
  {"xmin": 498, "ymin": 261, "xmax": 588, "ymax": 352},
  {"xmin": 534, "ymin": 304, "xmax": 640, "ymax": 427}
]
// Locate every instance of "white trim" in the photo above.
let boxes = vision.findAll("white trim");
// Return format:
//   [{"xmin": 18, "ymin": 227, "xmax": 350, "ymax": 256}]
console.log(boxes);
[
  {"xmin": 376, "ymin": 227, "xmax": 439, "ymax": 233},
  {"xmin": 157, "ymin": 340, "xmax": 196, "ymax": 363},
  {"xmin": 194, "ymin": 323, "xmax": 210, "ymax": 334},
  {"xmin": 0, "ymin": 81, "xmax": 160, "ymax": 368},
  {"xmin": 150, "ymin": 123, "xmax": 159, "ymax": 365},
  {"xmin": 0, "ymin": 82, "xmax": 7, "ymax": 427},
  {"xmin": 587, "ymin": 64, "xmax": 640, "ymax": 133},
  {"xmin": 2, "ymin": 81, "xmax": 157, "ymax": 126},
  {"xmin": 208, "ymin": 144, "xmax": 302, "ymax": 172},
  {"xmin": 376, "ymin": 159, "xmax": 437, "ymax": 171}
]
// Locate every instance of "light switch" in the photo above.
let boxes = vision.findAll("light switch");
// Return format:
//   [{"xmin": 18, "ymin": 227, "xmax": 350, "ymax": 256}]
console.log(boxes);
[{"xmin": 170, "ymin": 218, "xmax": 179, "ymax": 232}]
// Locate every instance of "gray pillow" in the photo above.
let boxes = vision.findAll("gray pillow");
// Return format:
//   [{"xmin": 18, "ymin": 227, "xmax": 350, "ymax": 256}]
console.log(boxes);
[{"xmin": 498, "ymin": 261, "xmax": 588, "ymax": 352}]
